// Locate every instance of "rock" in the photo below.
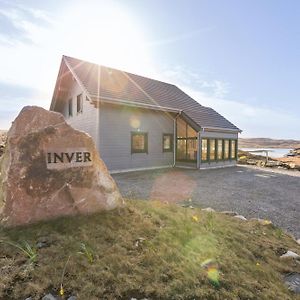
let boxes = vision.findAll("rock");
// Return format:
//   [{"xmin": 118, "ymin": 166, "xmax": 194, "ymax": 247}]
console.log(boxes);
[
  {"xmin": 42, "ymin": 294, "xmax": 57, "ymax": 300},
  {"xmin": 24, "ymin": 297, "xmax": 33, "ymax": 300},
  {"xmin": 201, "ymin": 207, "xmax": 215, "ymax": 212},
  {"xmin": 68, "ymin": 296, "xmax": 77, "ymax": 300},
  {"xmin": 0, "ymin": 106, "xmax": 123, "ymax": 227},
  {"xmin": 297, "ymin": 239, "xmax": 300, "ymax": 245},
  {"xmin": 220, "ymin": 210, "xmax": 238, "ymax": 216},
  {"xmin": 234, "ymin": 215, "xmax": 247, "ymax": 221},
  {"xmin": 284, "ymin": 273, "xmax": 300, "ymax": 294},
  {"xmin": 280, "ymin": 250, "xmax": 300, "ymax": 259}
]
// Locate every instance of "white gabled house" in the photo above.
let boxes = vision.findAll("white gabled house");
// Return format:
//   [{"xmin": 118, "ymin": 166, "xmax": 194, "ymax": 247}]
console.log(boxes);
[{"xmin": 50, "ymin": 55, "xmax": 241, "ymax": 173}]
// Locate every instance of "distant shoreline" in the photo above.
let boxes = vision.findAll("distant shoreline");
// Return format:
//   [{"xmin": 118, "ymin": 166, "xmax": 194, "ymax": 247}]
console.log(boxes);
[{"xmin": 239, "ymin": 137, "xmax": 300, "ymax": 149}]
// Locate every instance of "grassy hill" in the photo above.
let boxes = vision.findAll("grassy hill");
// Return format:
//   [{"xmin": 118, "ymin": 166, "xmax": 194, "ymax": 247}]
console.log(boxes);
[
  {"xmin": 0, "ymin": 200, "xmax": 300, "ymax": 299},
  {"xmin": 239, "ymin": 138, "xmax": 300, "ymax": 149}
]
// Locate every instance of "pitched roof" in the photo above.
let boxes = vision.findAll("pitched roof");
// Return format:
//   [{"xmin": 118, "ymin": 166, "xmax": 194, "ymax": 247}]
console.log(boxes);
[{"xmin": 55, "ymin": 55, "xmax": 241, "ymax": 132}]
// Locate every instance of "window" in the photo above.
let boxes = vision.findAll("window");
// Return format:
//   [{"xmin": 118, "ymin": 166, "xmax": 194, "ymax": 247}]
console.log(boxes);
[
  {"xmin": 209, "ymin": 139, "xmax": 216, "ymax": 161},
  {"xmin": 68, "ymin": 98, "xmax": 73, "ymax": 117},
  {"xmin": 231, "ymin": 140, "xmax": 237, "ymax": 159},
  {"xmin": 176, "ymin": 118, "xmax": 198, "ymax": 161},
  {"xmin": 163, "ymin": 134, "xmax": 173, "ymax": 152},
  {"xmin": 201, "ymin": 139, "xmax": 208, "ymax": 161},
  {"xmin": 224, "ymin": 140, "xmax": 229, "ymax": 159},
  {"xmin": 77, "ymin": 94, "xmax": 83, "ymax": 114},
  {"xmin": 131, "ymin": 132, "xmax": 148, "ymax": 153},
  {"xmin": 217, "ymin": 139, "xmax": 223, "ymax": 160}
]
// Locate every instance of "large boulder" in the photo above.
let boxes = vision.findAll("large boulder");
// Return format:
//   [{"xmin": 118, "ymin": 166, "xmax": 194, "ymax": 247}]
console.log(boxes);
[{"xmin": 0, "ymin": 106, "xmax": 123, "ymax": 226}]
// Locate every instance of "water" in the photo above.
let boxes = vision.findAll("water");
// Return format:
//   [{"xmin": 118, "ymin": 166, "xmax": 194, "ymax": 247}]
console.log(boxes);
[{"xmin": 241, "ymin": 148, "xmax": 292, "ymax": 158}]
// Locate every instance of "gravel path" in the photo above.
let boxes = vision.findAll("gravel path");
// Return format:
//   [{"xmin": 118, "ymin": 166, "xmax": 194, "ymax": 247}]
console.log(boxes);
[{"xmin": 113, "ymin": 166, "xmax": 300, "ymax": 239}]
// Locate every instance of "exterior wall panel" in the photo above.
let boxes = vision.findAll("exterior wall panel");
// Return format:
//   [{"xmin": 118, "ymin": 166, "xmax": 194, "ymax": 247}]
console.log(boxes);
[{"xmin": 99, "ymin": 103, "xmax": 174, "ymax": 171}]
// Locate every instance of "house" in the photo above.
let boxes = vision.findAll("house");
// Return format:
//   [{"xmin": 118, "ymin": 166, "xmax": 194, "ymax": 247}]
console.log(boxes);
[{"xmin": 50, "ymin": 55, "xmax": 241, "ymax": 173}]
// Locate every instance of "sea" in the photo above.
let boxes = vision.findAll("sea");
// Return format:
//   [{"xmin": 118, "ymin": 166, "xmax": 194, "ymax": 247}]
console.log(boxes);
[{"xmin": 240, "ymin": 148, "xmax": 292, "ymax": 158}]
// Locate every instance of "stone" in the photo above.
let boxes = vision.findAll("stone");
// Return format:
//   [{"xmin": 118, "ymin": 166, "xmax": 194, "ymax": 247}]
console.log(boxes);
[
  {"xmin": 234, "ymin": 215, "xmax": 247, "ymax": 221},
  {"xmin": 280, "ymin": 250, "xmax": 300, "ymax": 259},
  {"xmin": 67, "ymin": 296, "xmax": 77, "ymax": 300},
  {"xmin": 220, "ymin": 210, "xmax": 238, "ymax": 216},
  {"xmin": 297, "ymin": 239, "xmax": 300, "ymax": 245},
  {"xmin": 201, "ymin": 207, "xmax": 215, "ymax": 212},
  {"xmin": 284, "ymin": 273, "xmax": 300, "ymax": 294},
  {"xmin": 42, "ymin": 294, "xmax": 57, "ymax": 300},
  {"xmin": 0, "ymin": 106, "xmax": 123, "ymax": 226}
]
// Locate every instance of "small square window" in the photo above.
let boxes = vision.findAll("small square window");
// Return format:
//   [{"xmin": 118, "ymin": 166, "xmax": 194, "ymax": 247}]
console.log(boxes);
[
  {"xmin": 131, "ymin": 132, "xmax": 148, "ymax": 153},
  {"xmin": 68, "ymin": 98, "xmax": 73, "ymax": 117},
  {"xmin": 77, "ymin": 94, "xmax": 83, "ymax": 114},
  {"xmin": 163, "ymin": 134, "xmax": 173, "ymax": 152}
]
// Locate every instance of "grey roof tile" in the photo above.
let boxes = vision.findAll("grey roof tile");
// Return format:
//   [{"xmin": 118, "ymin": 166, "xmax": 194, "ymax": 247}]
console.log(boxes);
[{"xmin": 64, "ymin": 56, "xmax": 240, "ymax": 131}]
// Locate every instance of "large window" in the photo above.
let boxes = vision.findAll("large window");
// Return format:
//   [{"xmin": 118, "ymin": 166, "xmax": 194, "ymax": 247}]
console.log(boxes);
[
  {"xmin": 68, "ymin": 98, "xmax": 73, "ymax": 117},
  {"xmin": 176, "ymin": 118, "xmax": 198, "ymax": 161},
  {"xmin": 231, "ymin": 140, "xmax": 237, "ymax": 159},
  {"xmin": 209, "ymin": 139, "xmax": 216, "ymax": 161},
  {"xmin": 163, "ymin": 134, "xmax": 173, "ymax": 152},
  {"xmin": 217, "ymin": 139, "xmax": 223, "ymax": 160},
  {"xmin": 131, "ymin": 132, "xmax": 148, "ymax": 153},
  {"xmin": 77, "ymin": 94, "xmax": 83, "ymax": 114},
  {"xmin": 201, "ymin": 139, "xmax": 208, "ymax": 161},
  {"xmin": 224, "ymin": 140, "xmax": 230, "ymax": 159}
]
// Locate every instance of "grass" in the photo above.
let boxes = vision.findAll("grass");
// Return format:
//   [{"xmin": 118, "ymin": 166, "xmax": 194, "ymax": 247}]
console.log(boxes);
[{"xmin": 0, "ymin": 200, "xmax": 299, "ymax": 300}]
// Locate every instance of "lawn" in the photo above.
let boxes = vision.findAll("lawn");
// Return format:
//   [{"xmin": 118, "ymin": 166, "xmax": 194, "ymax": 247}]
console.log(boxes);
[{"xmin": 0, "ymin": 200, "xmax": 299, "ymax": 300}]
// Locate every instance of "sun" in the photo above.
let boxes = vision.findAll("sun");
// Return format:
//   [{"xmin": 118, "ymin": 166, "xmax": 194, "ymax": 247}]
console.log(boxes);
[{"xmin": 58, "ymin": 0, "xmax": 153, "ymax": 74}]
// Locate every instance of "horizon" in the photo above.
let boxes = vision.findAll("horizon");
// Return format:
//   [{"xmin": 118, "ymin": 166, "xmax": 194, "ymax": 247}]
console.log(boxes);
[{"xmin": 0, "ymin": 0, "xmax": 299, "ymax": 139}]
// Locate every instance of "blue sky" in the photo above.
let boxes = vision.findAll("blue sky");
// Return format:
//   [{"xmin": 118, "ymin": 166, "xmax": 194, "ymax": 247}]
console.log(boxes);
[{"xmin": 0, "ymin": 0, "xmax": 299, "ymax": 139}]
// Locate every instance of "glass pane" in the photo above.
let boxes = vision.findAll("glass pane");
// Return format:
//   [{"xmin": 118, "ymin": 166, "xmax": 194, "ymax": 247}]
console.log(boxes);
[
  {"xmin": 163, "ymin": 135, "xmax": 172, "ymax": 150},
  {"xmin": 177, "ymin": 118, "xmax": 186, "ymax": 138},
  {"xmin": 187, "ymin": 139, "xmax": 197, "ymax": 160},
  {"xmin": 224, "ymin": 140, "xmax": 229, "ymax": 159},
  {"xmin": 176, "ymin": 139, "xmax": 186, "ymax": 160},
  {"xmin": 231, "ymin": 140, "xmax": 236, "ymax": 159},
  {"xmin": 187, "ymin": 125, "xmax": 197, "ymax": 138},
  {"xmin": 217, "ymin": 139, "xmax": 223, "ymax": 160},
  {"xmin": 132, "ymin": 134, "xmax": 145, "ymax": 150},
  {"xmin": 201, "ymin": 139, "xmax": 208, "ymax": 161},
  {"xmin": 209, "ymin": 139, "xmax": 216, "ymax": 161}
]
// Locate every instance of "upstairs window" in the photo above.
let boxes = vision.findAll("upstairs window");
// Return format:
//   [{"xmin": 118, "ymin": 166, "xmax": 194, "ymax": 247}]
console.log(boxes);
[
  {"xmin": 68, "ymin": 98, "xmax": 73, "ymax": 117},
  {"xmin": 163, "ymin": 134, "xmax": 173, "ymax": 152},
  {"xmin": 77, "ymin": 94, "xmax": 83, "ymax": 114},
  {"xmin": 131, "ymin": 132, "xmax": 148, "ymax": 153}
]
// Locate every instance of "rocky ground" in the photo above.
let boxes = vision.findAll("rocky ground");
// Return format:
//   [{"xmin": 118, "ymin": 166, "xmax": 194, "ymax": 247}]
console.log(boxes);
[{"xmin": 238, "ymin": 150, "xmax": 300, "ymax": 171}]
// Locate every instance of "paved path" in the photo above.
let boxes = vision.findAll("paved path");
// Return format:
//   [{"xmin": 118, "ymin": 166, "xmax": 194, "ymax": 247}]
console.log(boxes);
[{"xmin": 113, "ymin": 166, "xmax": 300, "ymax": 238}]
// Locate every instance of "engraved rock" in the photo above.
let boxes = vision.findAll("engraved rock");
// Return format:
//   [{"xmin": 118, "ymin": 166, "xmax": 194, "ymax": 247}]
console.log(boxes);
[{"xmin": 0, "ymin": 106, "xmax": 123, "ymax": 226}]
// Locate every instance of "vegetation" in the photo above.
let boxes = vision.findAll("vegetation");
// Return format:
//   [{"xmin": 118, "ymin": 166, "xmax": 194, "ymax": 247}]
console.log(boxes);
[{"xmin": 0, "ymin": 200, "xmax": 299, "ymax": 299}]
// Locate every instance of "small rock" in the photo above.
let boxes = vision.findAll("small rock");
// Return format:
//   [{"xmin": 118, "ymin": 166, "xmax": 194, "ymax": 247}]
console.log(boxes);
[
  {"xmin": 25, "ymin": 297, "xmax": 33, "ymax": 300},
  {"xmin": 280, "ymin": 251, "xmax": 300, "ymax": 259},
  {"xmin": 297, "ymin": 239, "xmax": 300, "ymax": 245},
  {"xmin": 220, "ymin": 211, "xmax": 238, "ymax": 216},
  {"xmin": 68, "ymin": 296, "xmax": 77, "ymax": 300},
  {"xmin": 234, "ymin": 215, "xmax": 247, "ymax": 221},
  {"xmin": 284, "ymin": 273, "xmax": 300, "ymax": 294},
  {"xmin": 42, "ymin": 294, "xmax": 57, "ymax": 300},
  {"xmin": 201, "ymin": 207, "xmax": 215, "ymax": 212}
]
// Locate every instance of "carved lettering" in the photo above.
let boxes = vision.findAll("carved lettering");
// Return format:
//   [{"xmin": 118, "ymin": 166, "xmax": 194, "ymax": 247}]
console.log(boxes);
[{"xmin": 84, "ymin": 152, "xmax": 91, "ymax": 162}]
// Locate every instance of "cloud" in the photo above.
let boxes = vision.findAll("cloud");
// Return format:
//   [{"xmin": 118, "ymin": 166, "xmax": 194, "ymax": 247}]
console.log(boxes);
[
  {"xmin": 0, "ymin": 80, "xmax": 47, "ymax": 129},
  {"xmin": 0, "ymin": 2, "xmax": 52, "ymax": 46},
  {"xmin": 159, "ymin": 65, "xmax": 299, "ymax": 139}
]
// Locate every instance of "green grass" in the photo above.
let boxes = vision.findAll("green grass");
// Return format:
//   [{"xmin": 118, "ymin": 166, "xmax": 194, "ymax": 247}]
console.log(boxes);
[{"xmin": 0, "ymin": 200, "xmax": 299, "ymax": 300}]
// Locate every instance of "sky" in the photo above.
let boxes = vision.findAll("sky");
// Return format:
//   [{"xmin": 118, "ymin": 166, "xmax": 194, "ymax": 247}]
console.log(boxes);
[{"xmin": 0, "ymin": 0, "xmax": 299, "ymax": 139}]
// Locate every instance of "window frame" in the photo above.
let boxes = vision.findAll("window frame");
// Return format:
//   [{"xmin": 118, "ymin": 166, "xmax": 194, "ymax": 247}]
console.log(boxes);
[
  {"xmin": 77, "ymin": 93, "xmax": 83, "ymax": 114},
  {"xmin": 209, "ymin": 138, "xmax": 217, "ymax": 162},
  {"xmin": 162, "ymin": 133, "xmax": 173, "ymax": 152},
  {"xmin": 68, "ymin": 98, "xmax": 73, "ymax": 117},
  {"xmin": 230, "ymin": 139, "xmax": 238, "ymax": 160},
  {"xmin": 131, "ymin": 131, "xmax": 148, "ymax": 154}
]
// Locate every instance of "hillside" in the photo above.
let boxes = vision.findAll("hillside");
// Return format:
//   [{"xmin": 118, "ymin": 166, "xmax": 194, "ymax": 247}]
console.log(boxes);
[
  {"xmin": 239, "ymin": 138, "xmax": 300, "ymax": 149},
  {"xmin": 0, "ymin": 200, "xmax": 299, "ymax": 299}
]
